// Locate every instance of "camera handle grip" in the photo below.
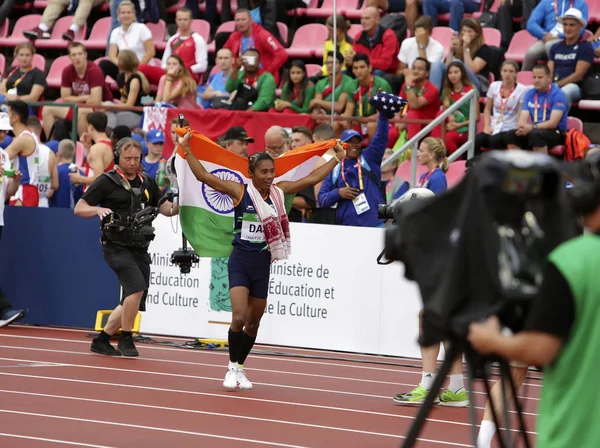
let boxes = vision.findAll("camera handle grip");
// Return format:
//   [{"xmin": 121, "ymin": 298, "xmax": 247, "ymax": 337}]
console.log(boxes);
[{"xmin": 376, "ymin": 248, "xmax": 394, "ymax": 265}]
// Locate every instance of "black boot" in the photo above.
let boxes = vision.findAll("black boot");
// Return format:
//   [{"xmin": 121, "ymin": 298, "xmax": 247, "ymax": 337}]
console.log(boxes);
[
  {"xmin": 90, "ymin": 337, "xmax": 121, "ymax": 356},
  {"xmin": 118, "ymin": 332, "xmax": 139, "ymax": 357}
]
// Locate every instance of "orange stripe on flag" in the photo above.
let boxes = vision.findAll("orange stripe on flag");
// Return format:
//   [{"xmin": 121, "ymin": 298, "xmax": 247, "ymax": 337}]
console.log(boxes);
[
  {"xmin": 274, "ymin": 139, "xmax": 343, "ymax": 175},
  {"xmin": 176, "ymin": 127, "xmax": 248, "ymax": 174}
]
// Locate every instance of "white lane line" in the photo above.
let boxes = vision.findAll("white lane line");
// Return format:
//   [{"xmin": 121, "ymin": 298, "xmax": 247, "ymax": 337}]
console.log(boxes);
[
  {"xmin": 0, "ymin": 409, "xmax": 306, "ymax": 447},
  {"xmin": 0, "ymin": 371, "xmax": 538, "ymax": 435},
  {"xmin": 0, "ymin": 389, "xmax": 470, "ymax": 446},
  {"xmin": 0, "ymin": 433, "xmax": 112, "ymax": 447}
]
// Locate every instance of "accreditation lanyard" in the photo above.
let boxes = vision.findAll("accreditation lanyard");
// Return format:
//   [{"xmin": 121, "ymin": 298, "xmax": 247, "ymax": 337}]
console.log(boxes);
[
  {"xmin": 418, "ymin": 169, "xmax": 437, "ymax": 188},
  {"xmin": 341, "ymin": 159, "xmax": 364, "ymax": 191},
  {"xmin": 554, "ymin": 0, "xmax": 574, "ymax": 19},
  {"xmin": 115, "ymin": 167, "xmax": 143, "ymax": 189},
  {"xmin": 498, "ymin": 83, "xmax": 516, "ymax": 122},
  {"xmin": 357, "ymin": 76, "xmax": 374, "ymax": 117},
  {"xmin": 534, "ymin": 85, "xmax": 551, "ymax": 124}
]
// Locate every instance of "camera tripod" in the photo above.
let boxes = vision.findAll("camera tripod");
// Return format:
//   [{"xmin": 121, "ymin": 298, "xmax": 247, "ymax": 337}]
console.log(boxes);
[{"xmin": 401, "ymin": 340, "xmax": 532, "ymax": 448}]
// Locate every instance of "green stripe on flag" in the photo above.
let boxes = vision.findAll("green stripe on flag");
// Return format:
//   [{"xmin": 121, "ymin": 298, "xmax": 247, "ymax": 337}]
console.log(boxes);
[{"xmin": 180, "ymin": 205, "xmax": 234, "ymax": 258}]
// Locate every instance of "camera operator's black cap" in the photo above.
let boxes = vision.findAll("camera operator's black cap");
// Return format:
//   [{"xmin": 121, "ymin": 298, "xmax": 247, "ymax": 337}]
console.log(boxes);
[{"xmin": 223, "ymin": 126, "xmax": 255, "ymax": 143}]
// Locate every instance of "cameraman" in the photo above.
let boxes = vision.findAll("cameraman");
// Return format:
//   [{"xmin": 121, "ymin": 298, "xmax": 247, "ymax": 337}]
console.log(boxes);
[
  {"xmin": 74, "ymin": 138, "xmax": 178, "ymax": 357},
  {"xmin": 468, "ymin": 152, "xmax": 600, "ymax": 448}
]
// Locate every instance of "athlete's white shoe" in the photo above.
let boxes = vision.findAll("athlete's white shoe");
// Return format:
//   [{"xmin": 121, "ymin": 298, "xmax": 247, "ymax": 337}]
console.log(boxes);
[
  {"xmin": 236, "ymin": 368, "xmax": 253, "ymax": 390},
  {"xmin": 223, "ymin": 367, "xmax": 238, "ymax": 389}
]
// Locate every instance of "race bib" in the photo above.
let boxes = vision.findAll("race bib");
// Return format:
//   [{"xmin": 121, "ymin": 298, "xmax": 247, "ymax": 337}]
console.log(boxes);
[
  {"xmin": 353, "ymin": 192, "xmax": 370, "ymax": 215},
  {"xmin": 241, "ymin": 220, "xmax": 266, "ymax": 243},
  {"xmin": 38, "ymin": 176, "xmax": 51, "ymax": 194}
]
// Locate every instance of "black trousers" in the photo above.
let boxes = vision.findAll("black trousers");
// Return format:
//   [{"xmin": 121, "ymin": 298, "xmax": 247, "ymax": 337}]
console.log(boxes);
[
  {"xmin": 0, "ymin": 226, "xmax": 13, "ymax": 315},
  {"xmin": 474, "ymin": 131, "xmax": 511, "ymax": 154},
  {"xmin": 497, "ymin": 0, "xmax": 539, "ymax": 49}
]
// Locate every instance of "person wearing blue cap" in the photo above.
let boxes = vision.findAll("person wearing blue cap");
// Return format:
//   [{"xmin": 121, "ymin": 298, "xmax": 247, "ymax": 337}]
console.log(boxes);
[
  {"xmin": 141, "ymin": 130, "xmax": 166, "ymax": 180},
  {"xmin": 318, "ymin": 92, "xmax": 406, "ymax": 227}
]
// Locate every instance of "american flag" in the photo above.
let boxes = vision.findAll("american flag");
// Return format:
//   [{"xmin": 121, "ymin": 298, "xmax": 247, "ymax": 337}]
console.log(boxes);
[{"xmin": 368, "ymin": 92, "xmax": 408, "ymax": 119}]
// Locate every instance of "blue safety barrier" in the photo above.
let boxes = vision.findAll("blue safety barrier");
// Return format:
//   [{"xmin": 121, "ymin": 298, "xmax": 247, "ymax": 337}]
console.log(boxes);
[{"xmin": 0, "ymin": 207, "xmax": 119, "ymax": 328}]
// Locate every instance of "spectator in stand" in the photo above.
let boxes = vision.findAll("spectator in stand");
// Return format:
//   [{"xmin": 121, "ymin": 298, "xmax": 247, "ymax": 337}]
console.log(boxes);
[
  {"xmin": 104, "ymin": 50, "xmax": 149, "ymax": 130},
  {"xmin": 310, "ymin": 52, "xmax": 355, "ymax": 129},
  {"xmin": 220, "ymin": 126, "xmax": 254, "ymax": 158},
  {"xmin": 592, "ymin": 30, "xmax": 600, "ymax": 56},
  {"xmin": 547, "ymin": 8, "xmax": 594, "ymax": 107},
  {"xmin": 99, "ymin": 1, "xmax": 156, "ymax": 84},
  {"xmin": 155, "ymin": 55, "xmax": 199, "ymax": 109},
  {"xmin": 398, "ymin": 58, "xmax": 441, "ymax": 139},
  {"xmin": 393, "ymin": 16, "xmax": 445, "ymax": 94},
  {"xmin": 223, "ymin": 8, "xmax": 288, "ymax": 85},
  {"xmin": 422, "ymin": 0, "xmax": 482, "ymax": 32},
  {"xmin": 272, "ymin": 60, "xmax": 316, "ymax": 115},
  {"xmin": 237, "ymin": 0, "xmax": 283, "ymax": 44},
  {"xmin": 322, "ymin": 15, "xmax": 354, "ymax": 77},
  {"xmin": 367, "ymin": 0, "xmax": 420, "ymax": 35},
  {"xmin": 522, "ymin": 0, "xmax": 588, "ymax": 71},
  {"xmin": 282, "ymin": 126, "xmax": 316, "ymax": 222},
  {"xmin": 496, "ymin": 0, "xmax": 539, "ymax": 50},
  {"xmin": 0, "ymin": 43, "xmax": 47, "ymax": 108},
  {"xmin": 225, "ymin": 48, "xmax": 277, "ymax": 112},
  {"xmin": 23, "ymin": 0, "xmax": 104, "ymax": 41},
  {"xmin": 275, "ymin": 0, "xmax": 309, "ymax": 24},
  {"xmin": 141, "ymin": 8, "xmax": 208, "ymax": 85},
  {"xmin": 264, "ymin": 126, "xmax": 291, "ymax": 158},
  {"xmin": 433, "ymin": 18, "xmax": 492, "ymax": 94},
  {"xmin": 505, "ymin": 64, "xmax": 567, "ymax": 154},
  {"xmin": 431, "ymin": 61, "xmax": 480, "ymax": 156},
  {"xmin": 351, "ymin": 7, "xmax": 400, "ymax": 77},
  {"xmin": 50, "ymin": 139, "xmax": 84, "ymax": 209},
  {"xmin": 141, "ymin": 130, "xmax": 166, "ymax": 180},
  {"xmin": 318, "ymin": 112, "xmax": 390, "ymax": 228},
  {"xmin": 42, "ymin": 42, "xmax": 113, "ymax": 139},
  {"xmin": 475, "ymin": 60, "xmax": 529, "ymax": 154},
  {"xmin": 310, "ymin": 124, "xmax": 338, "ymax": 225},
  {"xmin": 381, "ymin": 148, "xmax": 401, "ymax": 204},
  {"xmin": 26, "ymin": 117, "xmax": 59, "ymax": 207},
  {"xmin": 291, "ymin": 126, "xmax": 313, "ymax": 149},
  {"xmin": 201, "ymin": 48, "xmax": 235, "ymax": 109},
  {"xmin": 341, "ymin": 53, "xmax": 392, "ymax": 140}
]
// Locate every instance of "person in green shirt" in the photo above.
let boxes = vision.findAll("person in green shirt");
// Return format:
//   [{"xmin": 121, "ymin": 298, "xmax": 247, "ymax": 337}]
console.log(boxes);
[
  {"xmin": 310, "ymin": 51, "xmax": 355, "ymax": 134},
  {"xmin": 272, "ymin": 60, "xmax": 315, "ymax": 115},
  {"xmin": 341, "ymin": 53, "xmax": 392, "ymax": 140},
  {"xmin": 468, "ymin": 151, "xmax": 600, "ymax": 448},
  {"xmin": 225, "ymin": 48, "xmax": 276, "ymax": 112}
]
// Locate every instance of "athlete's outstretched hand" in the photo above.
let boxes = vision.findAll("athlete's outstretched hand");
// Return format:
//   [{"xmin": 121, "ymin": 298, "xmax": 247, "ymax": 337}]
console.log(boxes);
[
  {"xmin": 179, "ymin": 129, "xmax": 192, "ymax": 155},
  {"xmin": 333, "ymin": 140, "xmax": 346, "ymax": 161}
]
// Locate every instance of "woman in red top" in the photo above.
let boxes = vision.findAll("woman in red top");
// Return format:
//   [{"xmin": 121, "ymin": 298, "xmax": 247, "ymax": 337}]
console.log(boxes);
[{"xmin": 432, "ymin": 61, "xmax": 479, "ymax": 155}]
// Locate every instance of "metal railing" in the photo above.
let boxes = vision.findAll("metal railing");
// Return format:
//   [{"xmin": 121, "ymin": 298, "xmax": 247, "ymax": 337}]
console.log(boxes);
[{"xmin": 381, "ymin": 88, "xmax": 479, "ymax": 187}]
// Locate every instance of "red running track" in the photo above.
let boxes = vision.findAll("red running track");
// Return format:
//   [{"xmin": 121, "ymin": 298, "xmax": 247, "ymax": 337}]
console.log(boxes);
[{"xmin": 0, "ymin": 326, "xmax": 541, "ymax": 447}]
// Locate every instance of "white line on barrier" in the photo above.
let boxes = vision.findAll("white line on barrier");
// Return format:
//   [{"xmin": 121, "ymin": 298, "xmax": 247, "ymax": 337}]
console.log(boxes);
[
  {"xmin": 0, "ymin": 409, "xmax": 305, "ymax": 447},
  {"xmin": 0, "ymin": 389, "xmax": 470, "ymax": 446}
]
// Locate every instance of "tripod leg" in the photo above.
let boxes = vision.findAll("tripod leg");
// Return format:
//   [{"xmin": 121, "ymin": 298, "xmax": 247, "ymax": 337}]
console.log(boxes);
[
  {"xmin": 402, "ymin": 342, "xmax": 461, "ymax": 448},
  {"xmin": 481, "ymin": 363, "xmax": 508, "ymax": 448},
  {"xmin": 502, "ymin": 361, "xmax": 532, "ymax": 448},
  {"xmin": 465, "ymin": 359, "xmax": 479, "ymax": 447}
]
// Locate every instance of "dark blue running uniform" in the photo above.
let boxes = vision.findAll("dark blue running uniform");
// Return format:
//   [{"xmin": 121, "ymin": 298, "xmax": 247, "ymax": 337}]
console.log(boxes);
[{"xmin": 228, "ymin": 185, "xmax": 272, "ymax": 298}]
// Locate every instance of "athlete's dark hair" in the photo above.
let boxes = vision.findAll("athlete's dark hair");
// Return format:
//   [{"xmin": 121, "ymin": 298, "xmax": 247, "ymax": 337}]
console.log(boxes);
[{"xmin": 249, "ymin": 152, "xmax": 274, "ymax": 173}]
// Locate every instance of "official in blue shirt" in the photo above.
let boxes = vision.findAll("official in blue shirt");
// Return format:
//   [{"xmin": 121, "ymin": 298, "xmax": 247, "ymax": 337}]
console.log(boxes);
[
  {"xmin": 548, "ymin": 8, "xmax": 594, "ymax": 107},
  {"xmin": 505, "ymin": 64, "xmax": 567, "ymax": 153},
  {"xmin": 523, "ymin": 0, "xmax": 588, "ymax": 71},
  {"xmin": 318, "ymin": 114, "xmax": 390, "ymax": 227}
]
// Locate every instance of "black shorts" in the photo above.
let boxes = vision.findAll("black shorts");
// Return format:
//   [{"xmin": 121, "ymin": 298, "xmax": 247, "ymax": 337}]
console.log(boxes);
[
  {"xmin": 228, "ymin": 247, "xmax": 271, "ymax": 299},
  {"xmin": 102, "ymin": 243, "xmax": 151, "ymax": 311},
  {"xmin": 504, "ymin": 129, "xmax": 564, "ymax": 150}
]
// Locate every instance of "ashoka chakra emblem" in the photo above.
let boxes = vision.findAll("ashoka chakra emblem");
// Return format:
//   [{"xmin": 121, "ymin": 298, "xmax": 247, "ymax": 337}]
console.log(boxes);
[{"xmin": 202, "ymin": 169, "xmax": 243, "ymax": 214}]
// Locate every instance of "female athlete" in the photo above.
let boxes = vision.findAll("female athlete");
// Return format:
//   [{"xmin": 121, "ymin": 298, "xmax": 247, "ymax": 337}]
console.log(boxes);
[{"xmin": 180, "ymin": 129, "xmax": 346, "ymax": 390}]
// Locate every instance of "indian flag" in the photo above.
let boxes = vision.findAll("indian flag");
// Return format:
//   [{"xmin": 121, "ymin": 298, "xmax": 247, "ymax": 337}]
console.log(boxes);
[{"xmin": 174, "ymin": 128, "xmax": 337, "ymax": 258}]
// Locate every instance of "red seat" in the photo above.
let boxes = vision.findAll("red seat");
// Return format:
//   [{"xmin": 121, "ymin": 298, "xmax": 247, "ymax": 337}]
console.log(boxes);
[
  {"xmin": 431, "ymin": 27, "xmax": 455, "ymax": 56},
  {"xmin": 46, "ymin": 56, "xmax": 72, "ymax": 89},
  {"xmin": 395, "ymin": 160, "xmax": 428, "ymax": 183},
  {"xmin": 446, "ymin": 160, "xmax": 467, "ymax": 187},
  {"xmin": 589, "ymin": 0, "xmax": 600, "ymax": 24},
  {"xmin": 166, "ymin": 0, "xmax": 185, "ymax": 13},
  {"xmin": 0, "ymin": 20, "xmax": 8, "ymax": 39},
  {"xmin": 148, "ymin": 20, "xmax": 167, "ymax": 51},
  {"xmin": 577, "ymin": 100, "xmax": 600, "ymax": 111},
  {"xmin": 207, "ymin": 20, "xmax": 236, "ymax": 53},
  {"xmin": 33, "ymin": 0, "xmax": 48, "ymax": 7},
  {"xmin": 348, "ymin": 24, "xmax": 362, "ymax": 40},
  {"xmin": 305, "ymin": 0, "xmax": 359, "ymax": 18},
  {"xmin": 549, "ymin": 117, "xmax": 583, "ymax": 157},
  {"xmin": 277, "ymin": 22, "xmax": 289, "ymax": 46},
  {"xmin": 505, "ymin": 29, "xmax": 537, "ymax": 63},
  {"xmin": 289, "ymin": 0, "xmax": 318, "ymax": 17},
  {"xmin": 0, "ymin": 14, "xmax": 42, "ymax": 47},
  {"xmin": 11, "ymin": 53, "xmax": 46, "ymax": 72},
  {"xmin": 516, "ymin": 71, "xmax": 533, "ymax": 86},
  {"xmin": 191, "ymin": 19, "xmax": 211, "ymax": 43},
  {"xmin": 305, "ymin": 63, "xmax": 322, "ymax": 78},
  {"xmin": 85, "ymin": 17, "xmax": 112, "ymax": 50},
  {"xmin": 482, "ymin": 28, "xmax": 501, "ymax": 48},
  {"xmin": 0, "ymin": 54, "xmax": 5, "ymax": 78},
  {"xmin": 287, "ymin": 23, "xmax": 329, "ymax": 58},
  {"xmin": 346, "ymin": 0, "xmax": 366, "ymax": 19},
  {"xmin": 35, "ymin": 16, "xmax": 87, "ymax": 50}
]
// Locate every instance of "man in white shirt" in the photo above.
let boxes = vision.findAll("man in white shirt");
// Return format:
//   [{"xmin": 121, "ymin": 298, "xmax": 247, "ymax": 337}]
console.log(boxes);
[{"xmin": 25, "ymin": 117, "xmax": 59, "ymax": 207}]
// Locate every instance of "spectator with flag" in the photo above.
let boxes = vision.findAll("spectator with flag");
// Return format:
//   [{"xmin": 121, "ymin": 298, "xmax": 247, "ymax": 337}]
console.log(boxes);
[{"xmin": 176, "ymin": 127, "xmax": 347, "ymax": 391}]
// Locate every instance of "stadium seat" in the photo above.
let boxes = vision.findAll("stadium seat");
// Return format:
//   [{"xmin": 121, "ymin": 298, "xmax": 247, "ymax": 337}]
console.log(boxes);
[
  {"xmin": 0, "ymin": 54, "xmax": 5, "ymax": 78},
  {"xmin": 278, "ymin": 22, "xmax": 289, "ymax": 46},
  {"xmin": 35, "ymin": 16, "xmax": 87, "ymax": 50},
  {"xmin": 516, "ymin": 71, "xmax": 533, "ymax": 86},
  {"xmin": 305, "ymin": 63, "xmax": 322, "ymax": 78},
  {"xmin": 395, "ymin": 160, "xmax": 428, "ymax": 183},
  {"xmin": 305, "ymin": 0, "xmax": 359, "ymax": 19},
  {"xmin": 482, "ymin": 28, "xmax": 501, "ymax": 48},
  {"xmin": 147, "ymin": 19, "xmax": 167, "ymax": 50},
  {"xmin": 289, "ymin": 0, "xmax": 318, "ymax": 17},
  {"xmin": 589, "ymin": 1, "xmax": 600, "ymax": 24},
  {"xmin": 166, "ymin": 0, "xmax": 185, "ymax": 13},
  {"xmin": 431, "ymin": 27, "xmax": 455, "ymax": 56},
  {"xmin": 46, "ymin": 56, "xmax": 72, "ymax": 89},
  {"xmin": 346, "ymin": 1, "xmax": 366, "ymax": 19},
  {"xmin": 0, "ymin": 14, "xmax": 42, "ymax": 47},
  {"xmin": 191, "ymin": 19, "xmax": 211, "ymax": 43},
  {"xmin": 549, "ymin": 117, "xmax": 583, "ymax": 157},
  {"xmin": 11, "ymin": 53, "xmax": 46, "ymax": 72},
  {"xmin": 85, "ymin": 17, "xmax": 112, "ymax": 50},
  {"xmin": 577, "ymin": 100, "xmax": 600, "ymax": 111},
  {"xmin": 0, "ymin": 20, "xmax": 8, "ymax": 39},
  {"xmin": 287, "ymin": 23, "xmax": 329, "ymax": 58},
  {"xmin": 505, "ymin": 29, "xmax": 537, "ymax": 63},
  {"xmin": 207, "ymin": 20, "xmax": 236, "ymax": 53},
  {"xmin": 446, "ymin": 160, "xmax": 467, "ymax": 187},
  {"xmin": 348, "ymin": 24, "xmax": 362, "ymax": 40},
  {"xmin": 33, "ymin": 0, "xmax": 48, "ymax": 7},
  {"xmin": 94, "ymin": 56, "xmax": 118, "ymax": 91}
]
